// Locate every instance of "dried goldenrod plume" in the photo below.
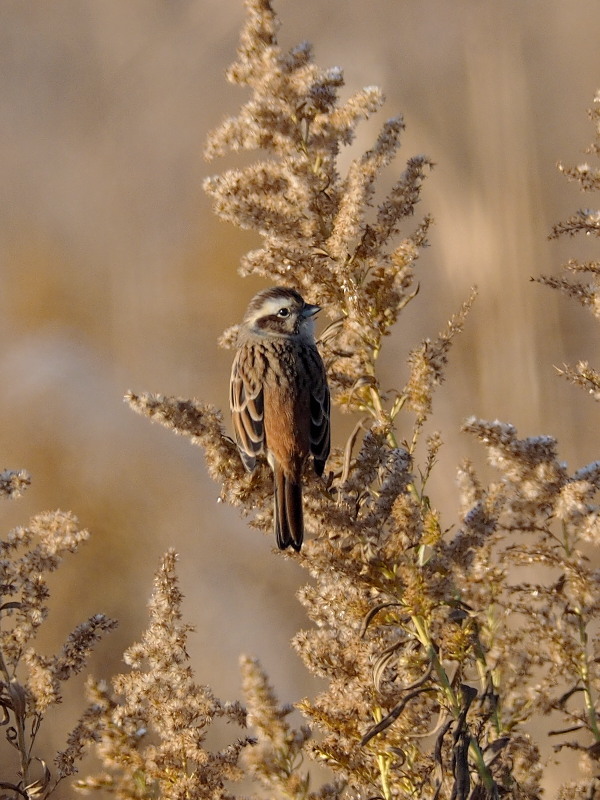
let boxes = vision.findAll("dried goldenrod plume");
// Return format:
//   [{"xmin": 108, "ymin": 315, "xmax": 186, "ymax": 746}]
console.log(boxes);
[
  {"xmin": 534, "ymin": 90, "xmax": 600, "ymax": 399},
  {"xmin": 0, "ymin": 477, "xmax": 116, "ymax": 798},
  {"xmin": 204, "ymin": 0, "xmax": 438, "ymax": 426},
  {"xmin": 74, "ymin": 550, "xmax": 251, "ymax": 800},
  {"xmin": 122, "ymin": 2, "xmax": 600, "ymax": 799},
  {"xmin": 240, "ymin": 655, "xmax": 316, "ymax": 798},
  {"xmin": 1, "ymin": 2, "xmax": 598, "ymax": 797},
  {"xmin": 126, "ymin": 0, "xmax": 454, "ymax": 543},
  {"xmin": 0, "ymin": 469, "xmax": 31, "ymax": 499}
]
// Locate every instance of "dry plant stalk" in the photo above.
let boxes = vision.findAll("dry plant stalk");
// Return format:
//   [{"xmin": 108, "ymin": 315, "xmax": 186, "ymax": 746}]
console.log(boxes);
[
  {"xmin": 73, "ymin": 551, "xmax": 251, "ymax": 800},
  {"xmin": 3, "ymin": 2, "xmax": 600, "ymax": 800},
  {"xmin": 0, "ymin": 472, "xmax": 117, "ymax": 798},
  {"xmin": 534, "ymin": 90, "xmax": 600, "ymax": 401},
  {"xmin": 120, "ymin": 3, "xmax": 600, "ymax": 800}
]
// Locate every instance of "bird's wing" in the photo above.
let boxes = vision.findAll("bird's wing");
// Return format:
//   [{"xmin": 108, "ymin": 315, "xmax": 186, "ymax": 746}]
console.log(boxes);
[{"xmin": 230, "ymin": 347, "xmax": 264, "ymax": 472}]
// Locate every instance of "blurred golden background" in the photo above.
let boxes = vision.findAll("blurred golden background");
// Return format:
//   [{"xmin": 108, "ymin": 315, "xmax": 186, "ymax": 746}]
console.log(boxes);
[{"xmin": 1, "ymin": 0, "xmax": 599, "ymax": 787}]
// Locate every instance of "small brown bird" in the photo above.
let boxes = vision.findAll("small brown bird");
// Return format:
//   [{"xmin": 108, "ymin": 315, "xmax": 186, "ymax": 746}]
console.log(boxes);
[{"xmin": 230, "ymin": 287, "xmax": 330, "ymax": 551}]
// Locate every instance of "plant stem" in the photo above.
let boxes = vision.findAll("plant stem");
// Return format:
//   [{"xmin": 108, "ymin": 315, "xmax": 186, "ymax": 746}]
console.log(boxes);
[
  {"xmin": 577, "ymin": 613, "xmax": 600, "ymax": 741},
  {"xmin": 411, "ymin": 615, "xmax": 496, "ymax": 792}
]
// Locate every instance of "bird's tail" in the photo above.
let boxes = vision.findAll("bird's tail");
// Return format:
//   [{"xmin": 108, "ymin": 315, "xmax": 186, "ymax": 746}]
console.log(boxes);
[{"xmin": 273, "ymin": 466, "xmax": 303, "ymax": 551}]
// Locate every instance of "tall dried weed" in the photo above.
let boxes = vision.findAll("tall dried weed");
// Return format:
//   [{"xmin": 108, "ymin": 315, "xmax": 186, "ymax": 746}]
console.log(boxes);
[{"xmin": 2, "ymin": 3, "xmax": 599, "ymax": 799}]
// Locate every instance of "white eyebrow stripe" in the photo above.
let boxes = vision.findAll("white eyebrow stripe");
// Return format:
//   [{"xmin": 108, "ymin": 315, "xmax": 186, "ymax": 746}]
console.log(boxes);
[{"xmin": 249, "ymin": 296, "xmax": 294, "ymax": 320}]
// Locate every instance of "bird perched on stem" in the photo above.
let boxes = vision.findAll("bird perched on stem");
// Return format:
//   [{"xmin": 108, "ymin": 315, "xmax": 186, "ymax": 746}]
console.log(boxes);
[{"xmin": 230, "ymin": 287, "xmax": 330, "ymax": 551}]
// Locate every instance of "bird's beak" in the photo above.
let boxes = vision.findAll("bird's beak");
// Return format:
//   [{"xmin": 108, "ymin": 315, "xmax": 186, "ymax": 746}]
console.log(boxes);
[{"xmin": 302, "ymin": 303, "xmax": 321, "ymax": 318}]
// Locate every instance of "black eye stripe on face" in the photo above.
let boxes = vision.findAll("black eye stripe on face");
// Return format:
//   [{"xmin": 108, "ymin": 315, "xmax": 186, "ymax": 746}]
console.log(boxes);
[{"xmin": 256, "ymin": 314, "xmax": 291, "ymax": 331}]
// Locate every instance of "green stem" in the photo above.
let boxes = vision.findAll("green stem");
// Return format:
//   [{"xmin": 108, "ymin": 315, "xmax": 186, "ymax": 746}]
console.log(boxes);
[
  {"xmin": 411, "ymin": 616, "xmax": 459, "ymax": 714},
  {"xmin": 0, "ymin": 647, "xmax": 11, "ymax": 684},
  {"xmin": 469, "ymin": 738, "xmax": 496, "ymax": 793},
  {"xmin": 411, "ymin": 616, "xmax": 496, "ymax": 792},
  {"xmin": 377, "ymin": 752, "xmax": 392, "ymax": 800},
  {"xmin": 367, "ymin": 386, "xmax": 399, "ymax": 448},
  {"xmin": 0, "ymin": 649, "xmax": 29, "ymax": 788},
  {"xmin": 577, "ymin": 614, "xmax": 600, "ymax": 741},
  {"xmin": 561, "ymin": 523, "xmax": 600, "ymax": 741},
  {"xmin": 371, "ymin": 707, "xmax": 392, "ymax": 800}
]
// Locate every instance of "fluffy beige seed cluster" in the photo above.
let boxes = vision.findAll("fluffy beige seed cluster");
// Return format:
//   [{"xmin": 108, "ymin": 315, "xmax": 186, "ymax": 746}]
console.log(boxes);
[
  {"xmin": 121, "ymin": 2, "xmax": 600, "ymax": 798},
  {"xmin": 204, "ymin": 0, "xmax": 435, "ymax": 421},
  {"xmin": 0, "ymin": 469, "xmax": 31, "ymax": 498},
  {"xmin": 0, "ymin": 491, "xmax": 117, "ymax": 794},
  {"xmin": 74, "ymin": 551, "xmax": 250, "ymax": 800}
]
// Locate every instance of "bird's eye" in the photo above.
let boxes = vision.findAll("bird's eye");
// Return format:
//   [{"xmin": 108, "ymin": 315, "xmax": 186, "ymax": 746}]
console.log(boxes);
[{"xmin": 277, "ymin": 307, "xmax": 290, "ymax": 318}]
